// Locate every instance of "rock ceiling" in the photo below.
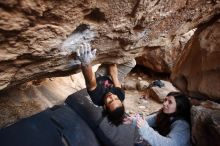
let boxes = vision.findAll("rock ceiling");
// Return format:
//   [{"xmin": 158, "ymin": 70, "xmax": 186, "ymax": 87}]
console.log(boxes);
[{"xmin": 0, "ymin": 0, "xmax": 219, "ymax": 93}]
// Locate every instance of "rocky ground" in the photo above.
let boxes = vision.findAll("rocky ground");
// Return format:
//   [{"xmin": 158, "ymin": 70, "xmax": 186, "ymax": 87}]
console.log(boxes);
[
  {"xmin": 123, "ymin": 68, "xmax": 164, "ymax": 117},
  {"xmin": 124, "ymin": 90, "xmax": 161, "ymax": 117}
]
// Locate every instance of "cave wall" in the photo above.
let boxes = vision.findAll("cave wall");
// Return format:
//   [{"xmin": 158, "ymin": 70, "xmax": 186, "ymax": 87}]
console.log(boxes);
[
  {"xmin": 171, "ymin": 17, "xmax": 220, "ymax": 146},
  {"xmin": 171, "ymin": 16, "xmax": 220, "ymax": 101},
  {"xmin": 0, "ymin": 0, "xmax": 219, "ymax": 91}
]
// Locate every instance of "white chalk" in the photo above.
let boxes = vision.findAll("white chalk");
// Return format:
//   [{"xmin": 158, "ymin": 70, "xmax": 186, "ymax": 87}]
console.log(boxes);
[{"xmin": 61, "ymin": 26, "xmax": 96, "ymax": 54}]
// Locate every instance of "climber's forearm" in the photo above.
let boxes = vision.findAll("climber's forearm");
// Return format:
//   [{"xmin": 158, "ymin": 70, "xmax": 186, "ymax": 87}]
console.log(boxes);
[
  {"xmin": 109, "ymin": 64, "xmax": 121, "ymax": 88},
  {"xmin": 111, "ymin": 75, "xmax": 121, "ymax": 88},
  {"xmin": 81, "ymin": 64, "xmax": 97, "ymax": 91}
]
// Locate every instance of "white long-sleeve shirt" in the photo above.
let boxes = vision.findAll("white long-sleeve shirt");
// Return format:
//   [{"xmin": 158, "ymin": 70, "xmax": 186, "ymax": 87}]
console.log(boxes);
[{"xmin": 138, "ymin": 114, "xmax": 191, "ymax": 146}]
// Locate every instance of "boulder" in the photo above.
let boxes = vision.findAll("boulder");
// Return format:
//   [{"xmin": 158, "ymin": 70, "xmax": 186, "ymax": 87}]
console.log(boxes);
[
  {"xmin": 146, "ymin": 80, "xmax": 178, "ymax": 102},
  {"xmin": 136, "ymin": 80, "xmax": 150, "ymax": 91},
  {"xmin": 123, "ymin": 78, "xmax": 137, "ymax": 90},
  {"xmin": 171, "ymin": 17, "xmax": 220, "ymax": 101},
  {"xmin": 191, "ymin": 103, "xmax": 220, "ymax": 146},
  {"xmin": 136, "ymin": 29, "xmax": 196, "ymax": 73}
]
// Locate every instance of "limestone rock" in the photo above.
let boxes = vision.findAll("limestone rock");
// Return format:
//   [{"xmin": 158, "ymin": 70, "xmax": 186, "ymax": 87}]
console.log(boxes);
[
  {"xmin": 0, "ymin": 0, "xmax": 219, "ymax": 91},
  {"xmin": 171, "ymin": 17, "xmax": 220, "ymax": 100},
  {"xmin": 191, "ymin": 104, "xmax": 220, "ymax": 146},
  {"xmin": 138, "ymin": 105, "xmax": 146, "ymax": 110},
  {"xmin": 136, "ymin": 80, "xmax": 150, "ymax": 91},
  {"xmin": 0, "ymin": 72, "xmax": 86, "ymax": 128},
  {"xmin": 123, "ymin": 78, "xmax": 137, "ymax": 90},
  {"xmin": 136, "ymin": 29, "xmax": 196, "ymax": 73},
  {"xmin": 147, "ymin": 80, "xmax": 178, "ymax": 102}
]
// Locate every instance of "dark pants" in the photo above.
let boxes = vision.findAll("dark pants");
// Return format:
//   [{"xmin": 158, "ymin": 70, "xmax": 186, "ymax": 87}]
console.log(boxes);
[{"xmin": 0, "ymin": 103, "xmax": 101, "ymax": 146}]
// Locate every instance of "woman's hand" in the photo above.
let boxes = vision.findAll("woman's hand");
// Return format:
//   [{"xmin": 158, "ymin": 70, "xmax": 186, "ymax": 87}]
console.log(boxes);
[
  {"xmin": 123, "ymin": 116, "xmax": 133, "ymax": 124},
  {"xmin": 123, "ymin": 114, "xmax": 145, "ymax": 127},
  {"xmin": 136, "ymin": 115, "xmax": 146, "ymax": 128}
]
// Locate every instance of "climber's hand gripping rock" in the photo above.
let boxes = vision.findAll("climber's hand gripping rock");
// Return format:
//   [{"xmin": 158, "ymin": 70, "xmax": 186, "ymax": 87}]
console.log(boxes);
[{"xmin": 76, "ymin": 43, "xmax": 96, "ymax": 66}]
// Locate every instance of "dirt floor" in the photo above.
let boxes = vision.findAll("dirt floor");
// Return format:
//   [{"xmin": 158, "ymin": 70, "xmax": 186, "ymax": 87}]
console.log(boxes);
[
  {"xmin": 124, "ymin": 90, "xmax": 162, "ymax": 117},
  {"xmin": 123, "ymin": 68, "xmax": 164, "ymax": 117}
]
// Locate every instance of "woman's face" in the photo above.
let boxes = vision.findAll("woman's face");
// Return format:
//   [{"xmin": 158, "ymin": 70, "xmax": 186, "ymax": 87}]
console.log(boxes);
[{"xmin": 162, "ymin": 96, "xmax": 177, "ymax": 114}]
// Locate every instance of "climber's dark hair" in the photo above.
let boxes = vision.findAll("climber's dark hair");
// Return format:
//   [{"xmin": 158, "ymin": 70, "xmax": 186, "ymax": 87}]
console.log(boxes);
[{"xmin": 106, "ymin": 104, "xmax": 125, "ymax": 126}]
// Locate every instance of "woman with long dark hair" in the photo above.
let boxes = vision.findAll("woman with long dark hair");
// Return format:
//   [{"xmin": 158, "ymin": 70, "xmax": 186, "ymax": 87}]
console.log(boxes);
[{"xmin": 125, "ymin": 92, "xmax": 191, "ymax": 146}]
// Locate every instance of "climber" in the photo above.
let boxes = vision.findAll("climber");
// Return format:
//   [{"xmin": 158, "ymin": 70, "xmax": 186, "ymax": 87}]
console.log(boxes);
[{"xmin": 76, "ymin": 42, "xmax": 136, "ymax": 125}]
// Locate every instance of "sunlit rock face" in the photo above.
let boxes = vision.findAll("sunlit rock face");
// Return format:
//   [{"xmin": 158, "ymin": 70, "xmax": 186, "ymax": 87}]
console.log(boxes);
[
  {"xmin": 171, "ymin": 17, "xmax": 220, "ymax": 101},
  {"xmin": 0, "ymin": 0, "xmax": 219, "ymax": 91},
  {"xmin": 136, "ymin": 29, "xmax": 196, "ymax": 72},
  {"xmin": 0, "ymin": 73, "xmax": 86, "ymax": 127}
]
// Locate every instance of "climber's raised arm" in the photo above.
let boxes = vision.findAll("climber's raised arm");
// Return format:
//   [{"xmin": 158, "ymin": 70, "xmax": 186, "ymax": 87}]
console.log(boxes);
[{"xmin": 76, "ymin": 43, "xmax": 97, "ymax": 91}]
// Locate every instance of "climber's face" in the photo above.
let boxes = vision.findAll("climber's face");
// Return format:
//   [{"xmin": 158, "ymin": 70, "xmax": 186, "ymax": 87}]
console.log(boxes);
[
  {"xmin": 104, "ymin": 92, "xmax": 122, "ymax": 112},
  {"xmin": 162, "ymin": 95, "xmax": 177, "ymax": 114}
]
